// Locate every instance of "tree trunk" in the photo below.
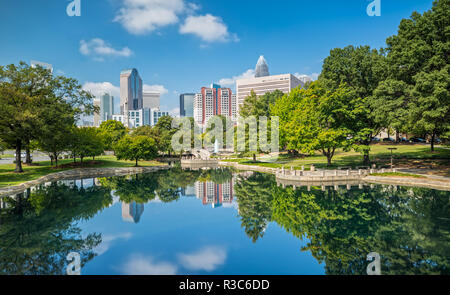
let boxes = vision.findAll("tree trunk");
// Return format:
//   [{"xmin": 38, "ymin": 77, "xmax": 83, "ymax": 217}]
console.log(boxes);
[
  {"xmin": 54, "ymin": 153, "xmax": 58, "ymax": 168},
  {"xmin": 25, "ymin": 146, "xmax": 32, "ymax": 165},
  {"xmin": 135, "ymin": 158, "xmax": 138, "ymax": 167},
  {"xmin": 327, "ymin": 154, "xmax": 332, "ymax": 166},
  {"xmin": 14, "ymin": 140, "xmax": 23, "ymax": 173},
  {"xmin": 80, "ymin": 156, "xmax": 84, "ymax": 165},
  {"xmin": 431, "ymin": 132, "xmax": 435, "ymax": 152},
  {"xmin": 363, "ymin": 153, "xmax": 370, "ymax": 165},
  {"xmin": 73, "ymin": 154, "xmax": 76, "ymax": 163},
  {"xmin": 253, "ymin": 153, "xmax": 256, "ymax": 162}
]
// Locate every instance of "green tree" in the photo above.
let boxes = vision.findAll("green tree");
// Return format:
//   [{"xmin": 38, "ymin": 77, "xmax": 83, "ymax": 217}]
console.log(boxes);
[
  {"xmin": 272, "ymin": 82, "xmax": 359, "ymax": 165},
  {"xmin": 37, "ymin": 98, "xmax": 75, "ymax": 167},
  {"xmin": 238, "ymin": 90, "xmax": 284, "ymax": 161},
  {"xmin": 114, "ymin": 135, "xmax": 158, "ymax": 166},
  {"xmin": 71, "ymin": 127, "xmax": 105, "ymax": 164},
  {"xmin": 98, "ymin": 120, "xmax": 127, "ymax": 151},
  {"xmin": 368, "ymin": 79, "xmax": 412, "ymax": 142},
  {"xmin": 153, "ymin": 115, "xmax": 177, "ymax": 156},
  {"xmin": 378, "ymin": 0, "xmax": 450, "ymax": 151},
  {"xmin": 0, "ymin": 62, "xmax": 95, "ymax": 172},
  {"xmin": 319, "ymin": 46, "xmax": 387, "ymax": 164}
]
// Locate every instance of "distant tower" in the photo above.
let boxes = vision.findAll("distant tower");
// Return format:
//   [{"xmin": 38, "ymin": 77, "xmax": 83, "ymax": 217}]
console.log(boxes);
[
  {"xmin": 255, "ymin": 55, "xmax": 269, "ymax": 78},
  {"xmin": 120, "ymin": 68, "xmax": 143, "ymax": 114}
]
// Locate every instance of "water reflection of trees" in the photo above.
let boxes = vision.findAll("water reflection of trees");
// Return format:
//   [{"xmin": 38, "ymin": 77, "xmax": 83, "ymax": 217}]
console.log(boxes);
[
  {"xmin": 235, "ymin": 174, "xmax": 450, "ymax": 274},
  {"xmin": 0, "ymin": 182, "xmax": 113, "ymax": 274},
  {"xmin": 2, "ymin": 168, "xmax": 447, "ymax": 275},
  {"xmin": 100, "ymin": 167, "xmax": 234, "ymax": 204}
]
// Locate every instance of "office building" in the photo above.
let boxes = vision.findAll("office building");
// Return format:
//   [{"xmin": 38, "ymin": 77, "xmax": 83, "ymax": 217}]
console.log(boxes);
[
  {"xmin": 236, "ymin": 73, "xmax": 303, "ymax": 113},
  {"xmin": 193, "ymin": 86, "xmax": 237, "ymax": 126},
  {"xmin": 150, "ymin": 108, "xmax": 169, "ymax": 126},
  {"xmin": 100, "ymin": 93, "xmax": 114, "ymax": 122},
  {"xmin": 143, "ymin": 92, "xmax": 160, "ymax": 109},
  {"xmin": 120, "ymin": 68, "xmax": 143, "ymax": 114},
  {"xmin": 179, "ymin": 93, "xmax": 195, "ymax": 117},
  {"xmin": 236, "ymin": 56, "xmax": 305, "ymax": 113},
  {"xmin": 112, "ymin": 108, "xmax": 169, "ymax": 128}
]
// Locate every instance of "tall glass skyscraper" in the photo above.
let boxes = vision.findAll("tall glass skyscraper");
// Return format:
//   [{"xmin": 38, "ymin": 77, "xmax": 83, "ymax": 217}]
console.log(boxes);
[
  {"xmin": 120, "ymin": 68, "xmax": 143, "ymax": 114},
  {"xmin": 100, "ymin": 93, "xmax": 114, "ymax": 122},
  {"xmin": 180, "ymin": 93, "xmax": 195, "ymax": 117}
]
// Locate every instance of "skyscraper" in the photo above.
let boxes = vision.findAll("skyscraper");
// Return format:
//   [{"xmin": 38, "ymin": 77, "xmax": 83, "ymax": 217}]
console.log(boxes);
[
  {"xmin": 120, "ymin": 69, "xmax": 143, "ymax": 114},
  {"xmin": 143, "ymin": 92, "xmax": 160, "ymax": 109},
  {"xmin": 180, "ymin": 93, "xmax": 195, "ymax": 117},
  {"xmin": 193, "ymin": 86, "xmax": 237, "ymax": 126},
  {"xmin": 100, "ymin": 93, "xmax": 114, "ymax": 122},
  {"xmin": 255, "ymin": 55, "xmax": 269, "ymax": 78}
]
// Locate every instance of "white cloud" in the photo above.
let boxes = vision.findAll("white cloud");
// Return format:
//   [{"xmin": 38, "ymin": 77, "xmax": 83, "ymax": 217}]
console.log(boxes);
[
  {"xmin": 143, "ymin": 84, "xmax": 169, "ymax": 95},
  {"xmin": 178, "ymin": 246, "xmax": 226, "ymax": 271},
  {"xmin": 82, "ymin": 82, "xmax": 120, "ymax": 99},
  {"xmin": 80, "ymin": 38, "xmax": 133, "ymax": 60},
  {"xmin": 121, "ymin": 254, "xmax": 178, "ymax": 275},
  {"xmin": 179, "ymin": 14, "xmax": 238, "ymax": 43},
  {"xmin": 114, "ymin": 0, "xmax": 188, "ymax": 35},
  {"xmin": 219, "ymin": 69, "xmax": 255, "ymax": 86}
]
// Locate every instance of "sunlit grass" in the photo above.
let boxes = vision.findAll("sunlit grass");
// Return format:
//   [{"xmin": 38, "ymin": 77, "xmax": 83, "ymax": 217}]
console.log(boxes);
[{"xmin": 223, "ymin": 144, "xmax": 450, "ymax": 170}]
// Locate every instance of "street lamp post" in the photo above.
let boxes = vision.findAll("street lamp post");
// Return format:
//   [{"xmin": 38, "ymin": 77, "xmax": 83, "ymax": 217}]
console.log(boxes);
[{"xmin": 388, "ymin": 148, "xmax": 397, "ymax": 169}]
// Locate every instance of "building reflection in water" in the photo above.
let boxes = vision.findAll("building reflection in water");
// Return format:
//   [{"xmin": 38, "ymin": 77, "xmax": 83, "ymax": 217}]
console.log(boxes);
[
  {"xmin": 195, "ymin": 178, "xmax": 234, "ymax": 208},
  {"xmin": 122, "ymin": 202, "xmax": 144, "ymax": 223}
]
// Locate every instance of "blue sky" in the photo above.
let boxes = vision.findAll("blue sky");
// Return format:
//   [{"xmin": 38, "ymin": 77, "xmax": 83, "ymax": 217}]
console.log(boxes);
[{"xmin": 0, "ymin": 0, "xmax": 434, "ymax": 115}]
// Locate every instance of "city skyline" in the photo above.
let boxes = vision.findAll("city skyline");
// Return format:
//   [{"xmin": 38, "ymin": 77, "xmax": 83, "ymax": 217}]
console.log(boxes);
[{"xmin": 0, "ymin": 0, "xmax": 435, "ymax": 115}]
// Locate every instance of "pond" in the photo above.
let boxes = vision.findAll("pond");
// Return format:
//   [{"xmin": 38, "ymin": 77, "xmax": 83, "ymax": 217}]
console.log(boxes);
[{"xmin": 0, "ymin": 167, "xmax": 449, "ymax": 275}]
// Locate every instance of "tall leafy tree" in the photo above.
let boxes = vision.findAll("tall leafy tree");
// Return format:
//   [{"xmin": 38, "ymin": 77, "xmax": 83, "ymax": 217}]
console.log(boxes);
[
  {"xmin": 238, "ymin": 90, "xmax": 284, "ymax": 161},
  {"xmin": 272, "ymin": 82, "xmax": 361, "ymax": 165},
  {"xmin": 0, "ymin": 62, "xmax": 95, "ymax": 172},
  {"xmin": 153, "ymin": 115, "xmax": 178, "ymax": 156},
  {"xmin": 319, "ymin": 46, "xmax": 387, "ymax": 164},
  {"xmin": 379, "ymin": 0, "xmax": 450, "ymax": 150}
]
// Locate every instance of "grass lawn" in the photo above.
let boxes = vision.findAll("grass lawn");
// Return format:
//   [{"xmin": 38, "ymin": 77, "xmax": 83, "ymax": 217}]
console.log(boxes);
[
  {"xmin": 223, "ymin": 144, "xmax": 450, "ymax": 171},
  {"xmin": 0, "ymin": 155, "xmax": 165, "ymax": 188}
]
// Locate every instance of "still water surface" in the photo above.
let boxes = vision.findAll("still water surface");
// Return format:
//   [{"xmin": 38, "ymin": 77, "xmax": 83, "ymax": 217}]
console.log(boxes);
[{"xmin": 0, "ymin": 168, "xmax": 448, "ymax": 275}]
